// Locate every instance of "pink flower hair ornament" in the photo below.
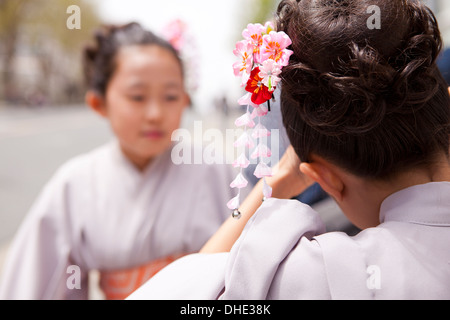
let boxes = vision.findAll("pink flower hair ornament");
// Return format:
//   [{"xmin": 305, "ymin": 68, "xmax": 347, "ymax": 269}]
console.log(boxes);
[
  {"xmin": 228, "ymin": 22, "xmax": 293, "ymax": 219},
  {"xmin": 161, "ymin": 19, "xmax": 200, "ymax": 94}
]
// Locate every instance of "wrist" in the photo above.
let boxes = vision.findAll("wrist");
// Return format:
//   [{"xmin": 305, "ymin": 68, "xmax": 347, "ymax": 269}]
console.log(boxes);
[{"xmin": 266, "ymin": 171, "xmax": 308, "ymax": 199}]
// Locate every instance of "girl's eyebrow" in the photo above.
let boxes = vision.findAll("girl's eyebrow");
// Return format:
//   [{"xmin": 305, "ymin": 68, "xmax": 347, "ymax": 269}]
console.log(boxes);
[
  {"xmin": 165, "ymin": 82, "xmax": 183, "ymax": 89},
  {"xmin": 125, "ymin": 79, "xmax": 184, "ymax": 90},
  {"xmin": 126, "ymin": 80, "xmax": 146, "ymax": 89}
]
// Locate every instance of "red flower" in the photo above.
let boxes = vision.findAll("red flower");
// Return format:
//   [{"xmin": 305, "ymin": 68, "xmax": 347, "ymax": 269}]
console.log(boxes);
[{"xmin": 245, "ymin": 67, "xmax": 273, "ymax": 105}]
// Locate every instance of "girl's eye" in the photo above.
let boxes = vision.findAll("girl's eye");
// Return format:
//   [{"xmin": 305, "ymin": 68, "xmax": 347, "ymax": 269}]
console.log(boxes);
[
  {"xmin": 165, "ymin": 95, "xmax": 180, "ymax": 102},
  {"xmin": 129, "ymin": 95, "xmax": 145, "ymax": 102}
]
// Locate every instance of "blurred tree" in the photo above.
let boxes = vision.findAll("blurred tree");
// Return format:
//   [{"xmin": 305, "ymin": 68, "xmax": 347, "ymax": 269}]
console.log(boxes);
[
  {"xmin": 0, "ymin": 0, "xmax": 28, "ymax": 101},
  {"xmin": 233, "ymin": 0, "xmax": 278, "ymax": 43},
  {"xmin": 246, "ymin": 0, "xmax": 279, "ymax": 25},
  {"xmin": 0, "ymin": 0, "xmax": 102, "ymax": 105},
  {"xmin": 24, "ymin": 0, "xmax": 100, "ymax": 52}
]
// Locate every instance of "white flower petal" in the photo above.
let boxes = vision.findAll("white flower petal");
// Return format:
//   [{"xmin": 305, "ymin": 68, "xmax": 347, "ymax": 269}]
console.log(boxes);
[
  {"xmin": 230, "ymin": 172, "xmax": 248, "ymax": 189},
  {"xmin": 233, "ymin": 153, "xmax": 250, "ymax": 168},
  {"xmin": 227, "ymin": 194, "xmax": 240, "ymax": 210},
  {"xmin": 251, "ymin": 143, "xmax": 272, "ymax": 159},
  {"xmin": 235, "ymin": 112, "xmax": 255, "ymax": 128},
  {"xmin": 233, "ymin": 131, "xmax": 255, "ymax": 148},
  {"xmin": 254, "ymin": 161, "xmax": 273, "ymax": 178},
  {"xmin": 262, "ymin": 179, "xmax": 273, "ymax": 198},
  {"xmin": 251, "ymin": 123, "xmax": 271, "ymax": 139}
]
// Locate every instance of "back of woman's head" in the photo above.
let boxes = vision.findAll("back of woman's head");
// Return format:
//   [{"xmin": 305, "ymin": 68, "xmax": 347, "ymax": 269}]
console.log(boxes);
[{"xmin": 276, "ymin": 0, "xmax": 450, "ymax": 179}]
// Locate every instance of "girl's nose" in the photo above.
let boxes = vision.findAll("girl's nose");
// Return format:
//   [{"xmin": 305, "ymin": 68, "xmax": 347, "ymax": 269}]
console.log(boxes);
[{"xmin": 144, "ymin": 100, "xmax": 163, "ymax": 122}]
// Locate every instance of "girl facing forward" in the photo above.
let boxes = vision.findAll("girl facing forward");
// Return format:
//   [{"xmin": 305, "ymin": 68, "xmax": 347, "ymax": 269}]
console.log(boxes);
[
  {"xmin": 0, "ymin": 23, "xmax": 233, "ymax": 299},
  {"xmin": 129, "ymin": 0, "xmax": 450, "ymax": 300}
]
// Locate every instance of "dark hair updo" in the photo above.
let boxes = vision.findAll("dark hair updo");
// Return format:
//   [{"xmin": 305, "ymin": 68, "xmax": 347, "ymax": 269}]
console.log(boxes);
[
  {"xmin": 83, "ymin": 22, "xmax": 183, "ymax": 96},
  {"xmin": 276, "ymin": 0, "xmax": 450, "ymax": 179}
]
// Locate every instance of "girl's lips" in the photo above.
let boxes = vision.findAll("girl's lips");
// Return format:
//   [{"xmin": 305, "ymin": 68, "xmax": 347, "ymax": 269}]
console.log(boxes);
[{"xmin": 141, "ymin": 130, "xmax": 165, "ymax": 139}]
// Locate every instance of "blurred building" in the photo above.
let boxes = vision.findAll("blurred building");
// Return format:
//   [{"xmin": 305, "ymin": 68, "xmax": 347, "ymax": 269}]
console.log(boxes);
[
  {"xmin": 0, "ymin": 32, "xmax": 82, "ymax": 106},
  {"xmin": 0, "ymin": 0, "xmax": 102, "ymax": 107}
]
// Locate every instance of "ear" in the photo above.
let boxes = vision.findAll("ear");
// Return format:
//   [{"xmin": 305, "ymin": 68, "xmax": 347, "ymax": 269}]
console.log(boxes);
[
  {"xmin": 183, "ymin": 91, "xmax": 192, "ymax": 108},
  {"xmin": 85, "ymin": 90, "xmax": 107, "ymax": 118},
  {"xmin": 300, "ymin": 161, "xmax": 344, "ymax": 202}
]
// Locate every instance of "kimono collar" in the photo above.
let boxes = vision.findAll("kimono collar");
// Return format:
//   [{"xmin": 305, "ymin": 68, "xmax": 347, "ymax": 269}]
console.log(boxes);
[
  {"xmin": 379, "ymin": 182, "xmax": 450, "ymax": 226},
  {"xmin": 109, "ymin": 139, "xmax": 173, "ymax": 178}
]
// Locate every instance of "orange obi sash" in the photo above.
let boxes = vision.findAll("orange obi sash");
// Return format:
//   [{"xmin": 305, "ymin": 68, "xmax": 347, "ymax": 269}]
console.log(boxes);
[{"xmin": 99, "ymin": 253, "xmax": 185, "ymax": 300}]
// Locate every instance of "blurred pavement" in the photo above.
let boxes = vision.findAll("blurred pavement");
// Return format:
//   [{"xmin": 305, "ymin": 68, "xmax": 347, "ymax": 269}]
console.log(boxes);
[
  {"xmin": 0, "ymin": 105, "xmax": 112, "ymax": 244},
  {"xmin": 0, "ymin": 105, "xmax": 113, "ymax": 280}
]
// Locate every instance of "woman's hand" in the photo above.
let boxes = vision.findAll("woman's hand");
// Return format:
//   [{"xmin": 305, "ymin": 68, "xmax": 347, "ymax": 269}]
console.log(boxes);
[
  {"xmin": 200, "ymin": 145, "xmax": 314, "ymax": 254},
  {"xmin": 268, "ymin": 145, "xmax": 315, "ymax": 199}
]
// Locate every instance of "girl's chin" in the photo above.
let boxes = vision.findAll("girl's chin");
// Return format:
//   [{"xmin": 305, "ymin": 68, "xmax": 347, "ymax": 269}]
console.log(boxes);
[
  {"xmin": 140, "ymin": 141, "xmax": 172, "ymax": 157},
  {"xmin": 121, "ymin": 141, "xmax": 172, "ymax": 169}
]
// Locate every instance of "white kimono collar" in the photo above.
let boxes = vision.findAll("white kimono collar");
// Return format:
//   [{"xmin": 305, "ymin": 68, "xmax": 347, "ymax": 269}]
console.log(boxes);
[
  {"xmin": 379, "ymin": 182, "xmax": 450, "ymax": 227},
  {"xmin": 109, "ymin": 139, "xmax": 173, "ymax": 180}
]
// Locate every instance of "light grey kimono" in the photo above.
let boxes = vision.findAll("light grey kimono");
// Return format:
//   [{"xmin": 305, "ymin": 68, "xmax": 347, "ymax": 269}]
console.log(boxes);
[
  {"xmin": 128, "ymin": 182, "xmax": 450, "ymax": 300},
  {"xmin": 0, "ymin": 140, "xmax": 234, "ymax": 299}
]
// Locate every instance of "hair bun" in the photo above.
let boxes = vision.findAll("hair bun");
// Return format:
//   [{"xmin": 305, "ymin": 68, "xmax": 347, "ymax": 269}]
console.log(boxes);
[
  {"xmin": 275, "ymin": 0, "xmax": 449, "ymax": 179},
  {"xmin": 278, "ymin": 0, "xmax": 443, "ymax": 137}
]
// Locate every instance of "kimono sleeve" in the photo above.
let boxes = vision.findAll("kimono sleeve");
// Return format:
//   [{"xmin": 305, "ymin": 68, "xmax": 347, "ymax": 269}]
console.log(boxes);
[
  {"xmin": 127, "ymin": 253, "xmax": 228, "ymax": 300},
  {"xmin": 182, "ymin": 162, "xmax": 236, "ymax": 251},
  {"xmin": 220, "ymin": 198, "xmax": 327, "ymax": 299},
  {"xmin": 0, "ymin": 166, "xmax": 82, "ymax": 300}
]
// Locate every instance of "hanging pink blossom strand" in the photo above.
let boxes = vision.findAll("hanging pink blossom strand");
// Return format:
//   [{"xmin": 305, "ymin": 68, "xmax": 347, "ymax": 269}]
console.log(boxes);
[{"xmin": 227, "ymin": 22, "xmax": 293, "ymax": 218}]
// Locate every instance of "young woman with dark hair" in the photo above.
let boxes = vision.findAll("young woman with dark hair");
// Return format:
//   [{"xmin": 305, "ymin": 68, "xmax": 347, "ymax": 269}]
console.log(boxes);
[{"xmin": 129, "ymin": 0, "xmax": 450, "ymax": 299}]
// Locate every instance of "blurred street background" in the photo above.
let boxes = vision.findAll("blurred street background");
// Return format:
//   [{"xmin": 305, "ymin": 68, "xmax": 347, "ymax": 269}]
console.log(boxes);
[
  {"xmin": 1, "ymin": 0, "xmax": 450, "ymax": 291},
  {"xmin": 0, "ymin": 0, "xmax": 284, "ymax": 278}
]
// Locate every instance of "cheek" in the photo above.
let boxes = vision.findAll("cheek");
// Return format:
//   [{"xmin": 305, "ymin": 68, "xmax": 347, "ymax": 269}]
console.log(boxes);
[
  {"xmin": 106, "ymin": 95, "xmax": 142, "ymax": 136},
  {"xmin": 165, "ymin": 105, "xmax": 186, "ymax": 130}
]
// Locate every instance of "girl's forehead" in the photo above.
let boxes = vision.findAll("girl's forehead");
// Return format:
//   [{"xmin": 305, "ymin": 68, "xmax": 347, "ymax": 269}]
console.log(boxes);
[
  {"xmin": 125, "ymin": 77, "xmax": 183, "ymax": 90},
  {"xmin": 116, "ymin": 45, "xmax": 182, "ymax": 73},
  {"xmin": 113, "ymin": 45, "xmax": 184, "ymax": 86}
]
